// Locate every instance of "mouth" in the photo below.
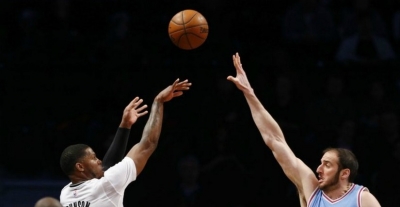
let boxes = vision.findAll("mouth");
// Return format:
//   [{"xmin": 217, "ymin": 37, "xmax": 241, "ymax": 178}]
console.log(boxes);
[{"xmin": 318, "ymin": 175, "xmax": 323, "ymax": 183}]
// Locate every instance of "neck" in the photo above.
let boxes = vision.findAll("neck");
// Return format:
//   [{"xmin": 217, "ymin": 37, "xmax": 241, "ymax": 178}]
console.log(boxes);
[
  {"xmin": 69, "ymin": 173, "xmax": 92, "ymax": 184},
  {"xmin": 324, "ymin": 182, "xmax": 353, "ymax": 200}
]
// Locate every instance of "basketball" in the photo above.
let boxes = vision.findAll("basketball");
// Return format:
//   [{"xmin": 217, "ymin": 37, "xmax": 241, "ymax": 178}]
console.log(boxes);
[{"xmin": 168, "ymin": 9, "xmax": 209, "ymax": 50}]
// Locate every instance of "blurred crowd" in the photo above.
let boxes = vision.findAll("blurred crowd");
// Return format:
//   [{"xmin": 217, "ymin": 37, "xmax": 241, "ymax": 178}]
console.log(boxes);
[{"xmin": 1, "ymin": 0, "xmax": 400, "ymax": 206}]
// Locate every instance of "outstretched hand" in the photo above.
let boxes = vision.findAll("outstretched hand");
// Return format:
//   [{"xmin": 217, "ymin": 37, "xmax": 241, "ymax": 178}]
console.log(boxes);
[
  {"xmin": 227, "ymin": 52, "xmax": 253, "ymax": 94},
  {"xmin": 156, "ymin": 79, "xmax": 191, "ymax": 102},
  {"xmin": 120, "ymin": 97, "xmax": 148, "ymax": 128}
]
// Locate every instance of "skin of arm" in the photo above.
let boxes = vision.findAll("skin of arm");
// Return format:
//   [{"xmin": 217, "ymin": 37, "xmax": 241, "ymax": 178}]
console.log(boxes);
[
  {"xmin": 227, "ymin": 52, "xmax": 318, "ymax": 201},
  {"xmin": 126, "ymin": 79, "xmax": 191, "ymax": 176},
  {"xmin": 102, "ymin": 97, "xmax": 148, "ymax": 170}
]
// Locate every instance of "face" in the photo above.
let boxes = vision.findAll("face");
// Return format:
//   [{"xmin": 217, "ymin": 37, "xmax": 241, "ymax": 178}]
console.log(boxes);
[
  {"xmin": 79, "ymin": 148, "xmax": 104, "ymax": 179},
  {"xmin": 316, "ymin": 151, "xmax": 341, "ymax": 191}
]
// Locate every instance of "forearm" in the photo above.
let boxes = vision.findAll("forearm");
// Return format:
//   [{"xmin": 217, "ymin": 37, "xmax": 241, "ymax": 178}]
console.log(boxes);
[
  {"xmin": 138, "ymin": 99, "xmax": 164, "ymax": 149},
  {"xmin": 102, "ymin": 127, "xmax": 130, "ymax": 170},
  {"xmin": 243, "ymin": 90, "xmax": 285, "ymax": 142}
]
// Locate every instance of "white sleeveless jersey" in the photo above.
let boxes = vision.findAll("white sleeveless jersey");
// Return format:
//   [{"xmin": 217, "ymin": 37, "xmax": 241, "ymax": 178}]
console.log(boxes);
[{"xmin": 60, "ymin": 157, "xmax": 137, "ymax": 207}]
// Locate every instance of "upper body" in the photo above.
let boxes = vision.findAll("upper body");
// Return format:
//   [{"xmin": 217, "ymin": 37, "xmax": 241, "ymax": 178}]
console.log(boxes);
[
  {"xmin": 59, "ymin": 79, "xmax": 191, "ymax": 207},
  {"xmin": 308, "ymin": 183, "xmax": 368, "ymax": 207},
  {"xmin": 227, "ymin": 52, "xmax": 381, "ymax": 207},
  {"xmin": 60, "ymin": 157, "xmax": 136, "ymax": 207}
]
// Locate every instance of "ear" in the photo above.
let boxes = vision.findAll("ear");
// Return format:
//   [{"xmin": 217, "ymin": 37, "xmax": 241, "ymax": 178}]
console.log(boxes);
[
  {"xmin": 340, "ymin": 168, "xmax": 350, "ymax": 180},
  {"xmin": 75, "ymin": 162, "xmax": 85, "ymax": 172}
]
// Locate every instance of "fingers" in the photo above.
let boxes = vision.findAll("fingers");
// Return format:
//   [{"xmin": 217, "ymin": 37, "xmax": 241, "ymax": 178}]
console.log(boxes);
[
  {"xmin": 232, "ymin": 53, "xmax": 242, "ymax": 72},
  {"xmin": 126, "ymin": 97, "xmax": 140, "ymax": 109},
  {"xmin": 136, "ymin": 104, "xmax": 148, "ymax": 112},
  {"xmin": 137, "ymin": 110, "xmax": 148, "ymax": 117},
  {"xmin": 173, "ymin": 91, "xmax": 184, "ymax": 97},
  {"xmin": 174, "ymin": 79, "xmax": 191, "ymax": 90},
  {"xmin": 227, "ymin": 76, "xmax": 235, "ymax": 81},
  {"xmin": 176, "ymin": 79, "xmax": 190, "ymax": 85},
  {"xmin": 172, "ymin": 78, "xmax": 180, "ymax": 87}
]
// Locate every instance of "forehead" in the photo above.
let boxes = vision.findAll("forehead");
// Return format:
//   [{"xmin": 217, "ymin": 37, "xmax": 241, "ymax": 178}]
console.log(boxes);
[
  {"xmin": 84, "ymin": 147, "xmax": 95, "ymax": 156},
  {"xmin": 321, "ymin": 150, "xmax": 339, "ymax": 163}
]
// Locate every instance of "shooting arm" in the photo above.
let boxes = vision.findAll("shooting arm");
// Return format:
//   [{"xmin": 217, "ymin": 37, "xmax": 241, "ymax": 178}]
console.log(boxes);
[{"xmin": 126, "ymin": 99, "xmax": 163, "ymax": 176}]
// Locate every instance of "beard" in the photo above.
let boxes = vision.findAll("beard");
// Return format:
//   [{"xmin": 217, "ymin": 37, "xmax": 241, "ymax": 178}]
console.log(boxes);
[{"xmin": 319, "ymin": 170, "xmax": 341, "ymax": 191}]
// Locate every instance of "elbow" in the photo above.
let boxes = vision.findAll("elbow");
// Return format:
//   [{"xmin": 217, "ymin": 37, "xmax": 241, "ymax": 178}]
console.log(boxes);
[{"xmin": 142, "ymin": 138, "xmax": 158, "ymax": 152}]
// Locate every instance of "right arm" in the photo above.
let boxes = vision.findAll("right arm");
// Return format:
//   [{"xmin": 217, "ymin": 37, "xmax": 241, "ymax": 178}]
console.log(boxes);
[
  {"xmin": 243, "ymin": 90, "xmax": 317, "ymax": 196},
  {"xmin": 126, "ymin": 99, "xmax": 163, "ymax": 176},
  {"xmin": 228, "ymin": 52, "xmax": 318, "ymax": 199},
  {"xmin": 126, "ymin": 79, "xmax": 191, "ymax": 177}
]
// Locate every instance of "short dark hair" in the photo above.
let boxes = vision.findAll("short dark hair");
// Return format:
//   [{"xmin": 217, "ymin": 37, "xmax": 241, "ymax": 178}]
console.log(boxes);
[
  {"xmin": 60, "ymin": 144, "xmax": 89, "ymax": 176},
  {"xmin": 323, "ymin": 147, "xmax": 359, "ymax": 182}
]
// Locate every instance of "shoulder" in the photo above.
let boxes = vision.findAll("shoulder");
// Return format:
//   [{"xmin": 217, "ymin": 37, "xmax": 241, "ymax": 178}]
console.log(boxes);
[
  {"xmin": 103, "ymin": 157, "xmax": 136, "ymax": 180},
  {"xmin": 296, "ymin": 159, "xmax": 319, "ymax": 201},
  {"xmin": 360, "ymin": 188, "xmax": 381, "ymax": 207},
  {"xmin": 105, "ymin": 157, "xmax": 134, "ymax": 171}
]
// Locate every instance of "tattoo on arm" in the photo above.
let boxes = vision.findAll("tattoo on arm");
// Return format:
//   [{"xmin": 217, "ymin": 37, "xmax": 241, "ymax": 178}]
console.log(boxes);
[{"xmin": 139, "ymin": 101, "xmax": 164, "ymax": 147}]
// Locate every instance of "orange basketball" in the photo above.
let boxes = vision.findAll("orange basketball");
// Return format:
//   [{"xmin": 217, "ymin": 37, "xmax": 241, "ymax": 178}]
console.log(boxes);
[{"xmin": 168, "ymin": 9, "xmax": 209, "ymax": 50}]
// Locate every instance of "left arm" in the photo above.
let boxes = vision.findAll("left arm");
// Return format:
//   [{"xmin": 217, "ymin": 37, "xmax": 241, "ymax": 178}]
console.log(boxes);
[
  {"xmin": 102, "ymin": 127, "xmax": 131, "ymax": 170},
  {"xmin": 102, "ymin": 97, "xmax": 148, "ymax": 170},
  {"xmin": 361, "ymin": 190, "xmax": 381, "ymax": 207}
]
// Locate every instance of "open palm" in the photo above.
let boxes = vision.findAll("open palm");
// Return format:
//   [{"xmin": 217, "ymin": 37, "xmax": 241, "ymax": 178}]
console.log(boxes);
[
  {"xmin": 227, "ymin": 52, "xmax": 252, "ymax": 93},
  {"xmin": 121, "ymin": 97, "xmax": 148, "ymax": 127},
  {"xmin": 156, "ymin": 79, "xmax": 191, "ymax": 102}
]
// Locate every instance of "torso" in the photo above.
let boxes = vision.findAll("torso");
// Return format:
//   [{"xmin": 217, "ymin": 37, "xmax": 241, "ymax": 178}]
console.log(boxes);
[{"xmin": 307, "ymin": 184, "xmax": 367, "ymax": 207}]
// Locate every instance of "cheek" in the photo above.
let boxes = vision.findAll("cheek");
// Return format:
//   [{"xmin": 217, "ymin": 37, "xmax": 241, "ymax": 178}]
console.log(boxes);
[{"xmin": 325, "ymin": 168, "xmax": 334, "ymax": 176}]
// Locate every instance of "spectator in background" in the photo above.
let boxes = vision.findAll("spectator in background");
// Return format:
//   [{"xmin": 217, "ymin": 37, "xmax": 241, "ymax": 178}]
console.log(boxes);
[
  {"xmin": 171, "ymin": 155, "xmax": 207, "ymax": 207},
  {"xmin": 335, "ymin": 14, "xmax": 396, "ymax": 64},
  {"xmin": 391, "ymin": 1, "xmax": 400, "ymax": 52},
  {"xmin": 283, "ymin": 0, "xmax": 337, "ymax": 44},
  {"xmin": 339, "ymin": 0, "xmax": 387, "ymax": 38}
]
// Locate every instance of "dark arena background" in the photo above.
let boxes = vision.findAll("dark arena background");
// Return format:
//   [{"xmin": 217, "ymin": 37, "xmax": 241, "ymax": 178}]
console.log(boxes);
[{"xmin": 1, "ymin": 0, "xmax": 400, "ymax": 206}]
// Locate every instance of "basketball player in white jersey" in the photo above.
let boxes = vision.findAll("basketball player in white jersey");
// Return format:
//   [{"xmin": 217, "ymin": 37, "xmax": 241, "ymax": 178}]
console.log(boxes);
[
  {"xmin": 227, "ymin": 52, "xmax": 381, "ymax": 207},
  {"xmin": 59, "ymin": 79, "xmax": 191, "ymax": 207}
]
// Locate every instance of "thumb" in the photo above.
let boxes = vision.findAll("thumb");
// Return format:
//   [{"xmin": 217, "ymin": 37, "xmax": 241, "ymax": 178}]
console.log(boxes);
[{"xmin": 227, "ymin": 76, "xmax": 235, "ymax": 81}]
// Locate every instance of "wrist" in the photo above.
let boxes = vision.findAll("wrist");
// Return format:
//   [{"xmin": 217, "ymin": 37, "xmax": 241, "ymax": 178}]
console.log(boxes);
[
  {"xmin": 154, "ymin": 96, "xmax": 164, "ymax": 103},
  {"xmin": 243, "ymin": 88, "xmax": 255, "ymax": 96},
  {"xmin": 119, "ymin": 121, "xmax": 132, "ymax": 129}
]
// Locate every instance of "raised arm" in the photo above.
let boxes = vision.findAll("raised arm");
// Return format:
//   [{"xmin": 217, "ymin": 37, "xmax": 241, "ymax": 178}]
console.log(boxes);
[
  {"xmin": 227, "ymin": 53, "xmax": 318, "ymax": 199},
  {"xmin": 126, "ymin": 79, "xmax": 191, "ymax": 176},
  {"xmin": 102, "ymin": 97, "xmax": 148, "ymax": 171}
]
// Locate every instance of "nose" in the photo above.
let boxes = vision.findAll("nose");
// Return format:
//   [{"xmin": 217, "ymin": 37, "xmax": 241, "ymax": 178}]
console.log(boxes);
[
  {"xmin": 98, "ymin": 159, "xmax": 102, "ymax": 165},
  {"xmin": 316, "ymin": 164, "xmax": 322, "ymax": 174}
]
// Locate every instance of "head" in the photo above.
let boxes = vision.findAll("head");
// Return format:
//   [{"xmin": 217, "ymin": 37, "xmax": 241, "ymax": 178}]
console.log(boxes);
[
  {"xmin": 316, "ymin": 148, "xmax": 359, "ymax": 191},
  {"xmin": 34, "ymin": 197, "xmax": 62, "ymax": 207},
  {"xmin": 60, "ymin": 144, "xmax": 104, "ymax": 180}
]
